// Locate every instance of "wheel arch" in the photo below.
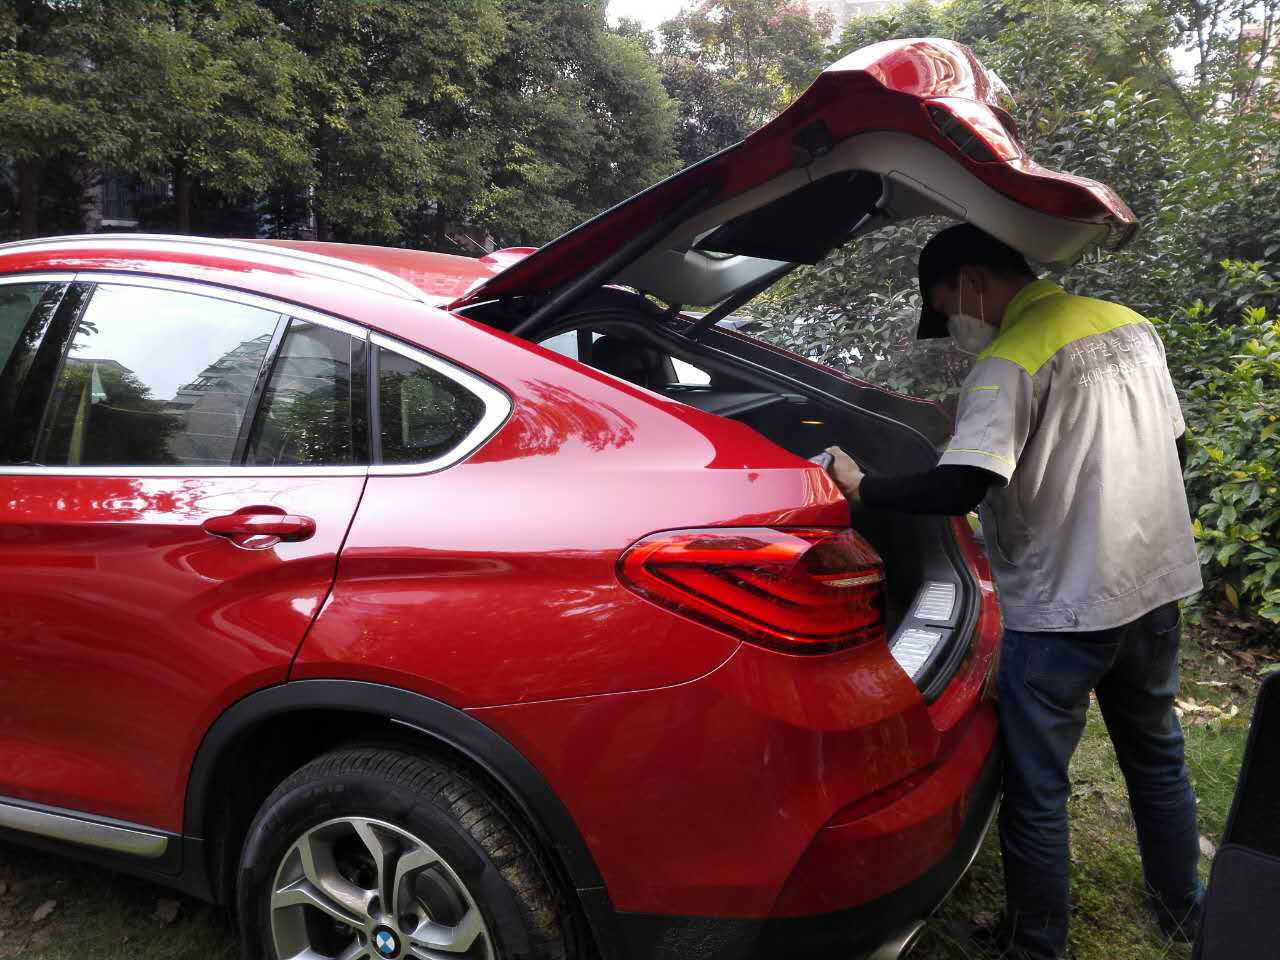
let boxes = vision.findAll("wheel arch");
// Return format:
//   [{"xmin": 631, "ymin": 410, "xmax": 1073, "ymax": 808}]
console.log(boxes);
[{"xmin": 183, "ymin": 680, "xmax": 617, "ymax": 951}]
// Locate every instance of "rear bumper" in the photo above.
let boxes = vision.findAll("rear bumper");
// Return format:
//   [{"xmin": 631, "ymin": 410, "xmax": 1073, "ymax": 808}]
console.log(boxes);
[{"xmin": 614, "ymin": 741, "xmax": 1002, "ymax": 960}]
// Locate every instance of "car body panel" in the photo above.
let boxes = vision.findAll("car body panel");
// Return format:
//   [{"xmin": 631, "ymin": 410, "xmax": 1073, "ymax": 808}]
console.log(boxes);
[
  {"xmin": 0, "ymin": 473, "xmax": 364, "ymax": 830},
  {"xmin": 294, "ymin": 334, "xmax": 849, "ymax": 706},
  {"xmin": 247, "ymin": 238, "xmax": 523, "ymax": 306},
  {"xmin": 468, "ymin": 614, "xmax": 999, "ymax": 918}
]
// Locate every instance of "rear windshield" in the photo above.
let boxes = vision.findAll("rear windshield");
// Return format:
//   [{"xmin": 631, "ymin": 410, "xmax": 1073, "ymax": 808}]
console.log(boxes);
[{"xmin": 743, "ymin": 216, "xmax": 971, "ymax": 417}]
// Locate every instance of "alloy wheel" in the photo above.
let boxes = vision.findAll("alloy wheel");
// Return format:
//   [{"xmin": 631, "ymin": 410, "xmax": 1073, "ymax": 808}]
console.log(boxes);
[{"xmin": 269, "ymin": 816, "xmax": 494, "ymax": 960}]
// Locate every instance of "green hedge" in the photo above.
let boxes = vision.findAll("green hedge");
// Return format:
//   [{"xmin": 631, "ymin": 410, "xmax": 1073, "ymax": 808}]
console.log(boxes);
[{"xmin": 1158, "ymin": 262, "xmax": 1280, "ymax": 625}]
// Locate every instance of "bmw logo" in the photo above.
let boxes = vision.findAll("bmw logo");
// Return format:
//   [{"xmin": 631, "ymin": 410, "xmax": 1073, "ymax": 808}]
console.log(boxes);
[{"xmin": 372, "ymin": 926, "xmax": 400, "ymax": 958}]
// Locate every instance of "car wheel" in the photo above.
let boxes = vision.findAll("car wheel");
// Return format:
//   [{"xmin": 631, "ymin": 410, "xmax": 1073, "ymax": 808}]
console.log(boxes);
[{"xmin": 237, "ymin": 746, "xmax": 571, "ymax": 960}]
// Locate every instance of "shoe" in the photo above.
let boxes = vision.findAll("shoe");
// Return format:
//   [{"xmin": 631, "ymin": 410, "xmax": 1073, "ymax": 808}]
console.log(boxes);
[{"xmin": 1151, "ymin": 896, "xmax": 1202, "ymax": 944}]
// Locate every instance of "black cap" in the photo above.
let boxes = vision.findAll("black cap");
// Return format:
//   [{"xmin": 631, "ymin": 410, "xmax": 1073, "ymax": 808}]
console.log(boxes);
[{"xmin": 916, "ymin": 223, "xmax": 1032, "ymax": 339}]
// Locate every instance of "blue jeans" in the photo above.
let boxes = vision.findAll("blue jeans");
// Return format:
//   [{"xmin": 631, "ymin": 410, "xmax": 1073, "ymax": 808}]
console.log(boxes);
[{"xmin": 997, "ymin": 601, "xmax": 1204, "ymax": 958}]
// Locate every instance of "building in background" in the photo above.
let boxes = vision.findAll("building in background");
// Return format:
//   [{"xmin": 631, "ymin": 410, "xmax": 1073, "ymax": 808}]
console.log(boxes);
[
  {"xmin": 1240, "ymin": 24, "xmax": 1276, "ymax": 81},
  {"xmin": 83, "ymin": 171, "xmax": 169, "ymax": 232}
]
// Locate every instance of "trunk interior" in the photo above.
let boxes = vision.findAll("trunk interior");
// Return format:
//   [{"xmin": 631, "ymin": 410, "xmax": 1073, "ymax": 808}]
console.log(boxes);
[{"xmin": 465, "ymin": 290, "xmax": 982, "ymax": 699}]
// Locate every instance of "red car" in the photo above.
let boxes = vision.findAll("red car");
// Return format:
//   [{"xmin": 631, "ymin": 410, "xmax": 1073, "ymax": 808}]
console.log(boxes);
[{"xmin": 0, "ymin": 40, "xmax": 1133, "ymax": 960}]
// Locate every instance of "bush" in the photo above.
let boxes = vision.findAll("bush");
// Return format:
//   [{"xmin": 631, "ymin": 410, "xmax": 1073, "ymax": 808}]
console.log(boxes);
[{"xmin": 1159, "ymin": 262, "xmax": 1280, "ymax": 626}]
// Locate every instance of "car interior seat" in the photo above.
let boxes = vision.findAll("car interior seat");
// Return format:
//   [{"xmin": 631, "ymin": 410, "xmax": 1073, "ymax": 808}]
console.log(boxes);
[{"xmin": 590, "ymin": 335, "xmax": 668, "ymax": 389}]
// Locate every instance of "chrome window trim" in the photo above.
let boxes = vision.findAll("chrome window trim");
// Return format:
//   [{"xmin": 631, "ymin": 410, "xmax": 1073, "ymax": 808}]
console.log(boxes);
[
  {"xmin": 0, "ymin": 273, "xmax": 369, "ymax": 477},
  {"xmin": 0, "ymin": 234, "xmax": 428, "ymax": 303},
  {"xmin": 369, "ymin": 332, "xmax": 512, "ymax": 477},
  {"xmin": 0, "ymin": 795, "xmax": 171, "ymax": 859},
  {"xmin": 0, "ymin": 272, "xmax": 79, "ymax": 285}
]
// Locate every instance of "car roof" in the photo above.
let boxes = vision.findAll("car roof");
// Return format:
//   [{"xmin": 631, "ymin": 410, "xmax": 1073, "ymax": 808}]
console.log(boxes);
[
  {"xmin": 246, "ymin": 239, "xmax": 534, "ymax": 306},
  {"xmin": 0, "ymin": 234, "xmax": 537, "ymax": 309}
]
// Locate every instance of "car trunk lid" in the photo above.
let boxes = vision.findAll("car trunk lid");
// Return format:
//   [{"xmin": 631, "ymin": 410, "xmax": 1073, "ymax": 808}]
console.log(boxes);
[{"xmin": 448, "ymin": 37, "xmax": 1136, "ymax": 319}]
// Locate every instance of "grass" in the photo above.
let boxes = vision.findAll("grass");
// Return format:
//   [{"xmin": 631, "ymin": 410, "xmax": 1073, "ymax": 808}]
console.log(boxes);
[{"xmin": 0, "ymin": 617, "xmax": 1269, "ymax": 959}]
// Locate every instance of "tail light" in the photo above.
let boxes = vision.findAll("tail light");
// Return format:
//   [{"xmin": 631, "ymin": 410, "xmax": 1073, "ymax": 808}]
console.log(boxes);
[
  {"xmin": 926, "ymin": 97, "xmax": 1022, "ymax": 162},
  {"xmin": 618, "ymin": 527, "xmax": 885, "ymax": 653}
]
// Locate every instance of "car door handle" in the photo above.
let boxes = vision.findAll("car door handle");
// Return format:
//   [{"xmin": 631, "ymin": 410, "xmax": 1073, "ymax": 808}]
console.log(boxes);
[{"xmin": 203, "ymin": 507, "xmax": 316, "ymax": 545}]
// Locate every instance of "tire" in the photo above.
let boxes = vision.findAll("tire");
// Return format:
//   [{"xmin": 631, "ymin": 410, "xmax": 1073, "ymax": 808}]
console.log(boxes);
[{"xmin": 237, "ymin": 746, "xmax": 572, "ymax": 960}]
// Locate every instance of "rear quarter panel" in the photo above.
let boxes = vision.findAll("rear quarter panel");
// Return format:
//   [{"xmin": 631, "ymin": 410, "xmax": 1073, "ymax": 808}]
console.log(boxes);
[{"xmin": 294, "ymin": 320, "xmax": 850, "ymax": 706}]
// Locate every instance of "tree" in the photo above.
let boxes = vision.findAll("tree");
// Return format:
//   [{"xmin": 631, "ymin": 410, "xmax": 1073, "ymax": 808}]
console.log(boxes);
[
  {"xmin": 468, "ymin": 0, "xmax": 678, "ymax": 246},
  {"xmin": 262, "ymin": 0, "xmax": 506, "ymax": 243},
  {"xmin": 1, "ymin": 0, "xmax": 315, "ymax": 236},
  {"xmin": 78, "ymin": 0, "xmax": 314, "ymax": 233},
  {"xmin": 0, "ymin": 1, "xmax": 104, "ymax": 236},
  {"xmin": 1160, "ymin": 0, "xmax": 1279, "ymax": 112},
  {"xmin": 658, "ymin": 0, "xmax": 833, "ymax": 166}
]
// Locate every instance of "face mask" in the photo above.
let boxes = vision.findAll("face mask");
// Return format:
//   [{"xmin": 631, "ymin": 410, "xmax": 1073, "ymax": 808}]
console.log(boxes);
[{"xmin": 947, "ymin": 282, "xmax": 996, "ymax": 356}]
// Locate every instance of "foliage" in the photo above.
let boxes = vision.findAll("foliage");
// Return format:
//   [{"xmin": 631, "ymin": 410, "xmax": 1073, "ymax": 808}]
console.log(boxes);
[
  {"xmin": 748, "ymin": 217, "xmax": 974, "ymax": 412},
  {"xmin": 1160, "ymin": 0, "xmax": 1279, "ymax": 114},
  {"xmin": 84, "ymin": 0, "xmax": 314, "ymax": 232},
  {"xmin": 259, "ymin": 0, "xmax": 506, "ymax": 242},
  {"xmin": 0, "ymin": 0, "xmax": 680, "ymax": 248},
  {"xmin": 1160, "ymin": 262, "xmax": 1280, "ymax": 624},
  {"xmin": 470, "ymin": 0, "xmax": 679, "ymax": 246},
  {"xmin": 657, "ymin": 0, "xmax": 832, "ymax": 166}
]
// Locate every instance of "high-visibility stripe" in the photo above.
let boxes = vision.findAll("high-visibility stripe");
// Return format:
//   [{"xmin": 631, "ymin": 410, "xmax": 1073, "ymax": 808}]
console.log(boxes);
[
  {"xmin": 978, "ymin": 279, "xmax": 1148, "ymax": 376},
  {"xmin": 943, "ymin": 447, "xmax": 1015, "ymax": 469}
]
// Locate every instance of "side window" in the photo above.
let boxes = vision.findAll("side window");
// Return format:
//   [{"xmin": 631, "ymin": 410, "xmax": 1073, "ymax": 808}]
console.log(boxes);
[
  {"xmin": 538, "ymin": 327, "xmax": 709, "ymax": 387},
  {"xmin": 375, "ymin": 343, "xmax": 486, "ymax": 465},
  {"xmin": 245, "ymin": 319, "xmax": 355, "ymax": 466},
  {"xmin": 0, "ymin": 283, "xmax": 67, "ymax": 451},
  {"xmin": 37, "ymin": 284, "xmax": 279, "ymax": 467},
  {"xmin": 539, "ymin": 330, "xmax": 580, "ymax": 360},
  {"xmin": 671, "ymin": 357, "xmax": 711, "ymax": 386},
  {"xmin": 0, "ymin": 283, "xmax": 49, "ymax": 373}
]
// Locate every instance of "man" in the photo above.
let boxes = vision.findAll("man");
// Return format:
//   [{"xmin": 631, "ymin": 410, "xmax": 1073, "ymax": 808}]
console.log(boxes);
[{"xmin": 824, "ymin": 223, "xmax": 1204, "ymax": 959}]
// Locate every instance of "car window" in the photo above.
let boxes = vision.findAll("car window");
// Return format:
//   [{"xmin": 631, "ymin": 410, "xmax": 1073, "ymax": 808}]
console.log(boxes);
[
  {"xmin": 539, "ymin": 329, "xmax": 710, "ymax": 385},
  {"xmin": 539, "ymin": 330, "xmax": 580, "ymax": 360},
  {"xmin": 0, "ymin": 284, "xmax": 47, "ymax": 373},
  {"xmin": 37, "ymin": 284, "xmax": 279, "ymax": 467},
  {"xmin": 671, "ymin": 357, "xmax": 711, "ymax": 385},
  {"xmin": 375, "ymin": 344, "xmax": 486, "ymax": 465},
  {"xmin": 245, "ymin": 319, "xmax": 355, "ymax": 467}
]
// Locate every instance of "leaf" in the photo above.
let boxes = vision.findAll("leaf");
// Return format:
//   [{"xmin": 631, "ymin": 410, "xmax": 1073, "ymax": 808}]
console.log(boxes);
[
  {"xmin": 1260, "ymin": 663, "xmax": 1280, "ymax": 676},
  {"xmin": 31, "ymin": 900, "xmax": 56, "ymax": 923},
  {"xmin": 1232, "ymin": 648, "xmax": 1256, "ymax": 666}
]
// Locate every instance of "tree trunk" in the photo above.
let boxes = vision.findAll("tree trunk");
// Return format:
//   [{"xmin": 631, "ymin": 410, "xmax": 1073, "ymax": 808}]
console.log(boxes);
[
  {"xmin": 433, "ymin": 205, "xmax": 448, "ymax": 252},
  {"xmin": 174, "ymin": 158, "xmax": 192, "ymax": 233},
  {"xmin": 17, "ymin": 158, "xmax": 38, "ymax": 238}
]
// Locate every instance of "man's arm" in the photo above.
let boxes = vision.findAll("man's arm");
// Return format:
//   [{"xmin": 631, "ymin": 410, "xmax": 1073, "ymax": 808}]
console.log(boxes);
[
  {"xmin": 826, "ymin": 448, "xmax": 999, "ymax": 515},
  {"xmin": 861, "ymin": 464, "xmax": 1001, "ymax": 515}
]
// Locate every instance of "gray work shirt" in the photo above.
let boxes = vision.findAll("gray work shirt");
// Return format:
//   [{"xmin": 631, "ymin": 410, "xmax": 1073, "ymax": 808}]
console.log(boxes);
[{"xmin": 937, "ymin": 279, "xmax": 1202, "ymax": 632}]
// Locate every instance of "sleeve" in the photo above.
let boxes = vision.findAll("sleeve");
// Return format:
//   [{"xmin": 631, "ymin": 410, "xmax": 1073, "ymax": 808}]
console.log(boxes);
[
  {"xmin": 860, "ymin": 465, "xmax": 1001, "ymax": 515},
  {"xmin": 935, "ymin": 357, "xmax": 1035, "ymax": 484},
  {"xmin": 1151, "ymin": 331, "xmax": 1186, "ymax": 438}
]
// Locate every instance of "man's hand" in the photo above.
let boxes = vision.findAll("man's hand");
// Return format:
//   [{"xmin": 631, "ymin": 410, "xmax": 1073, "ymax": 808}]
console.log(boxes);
[{"xmin": 824, "ymin": 445, "xmax": 865, "ymax": 505}]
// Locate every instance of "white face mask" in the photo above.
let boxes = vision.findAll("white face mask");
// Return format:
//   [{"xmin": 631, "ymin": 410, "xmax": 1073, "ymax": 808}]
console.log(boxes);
[{"xmin": 947, "ymin": 281, "xmax": 997, "ymax": 356}]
